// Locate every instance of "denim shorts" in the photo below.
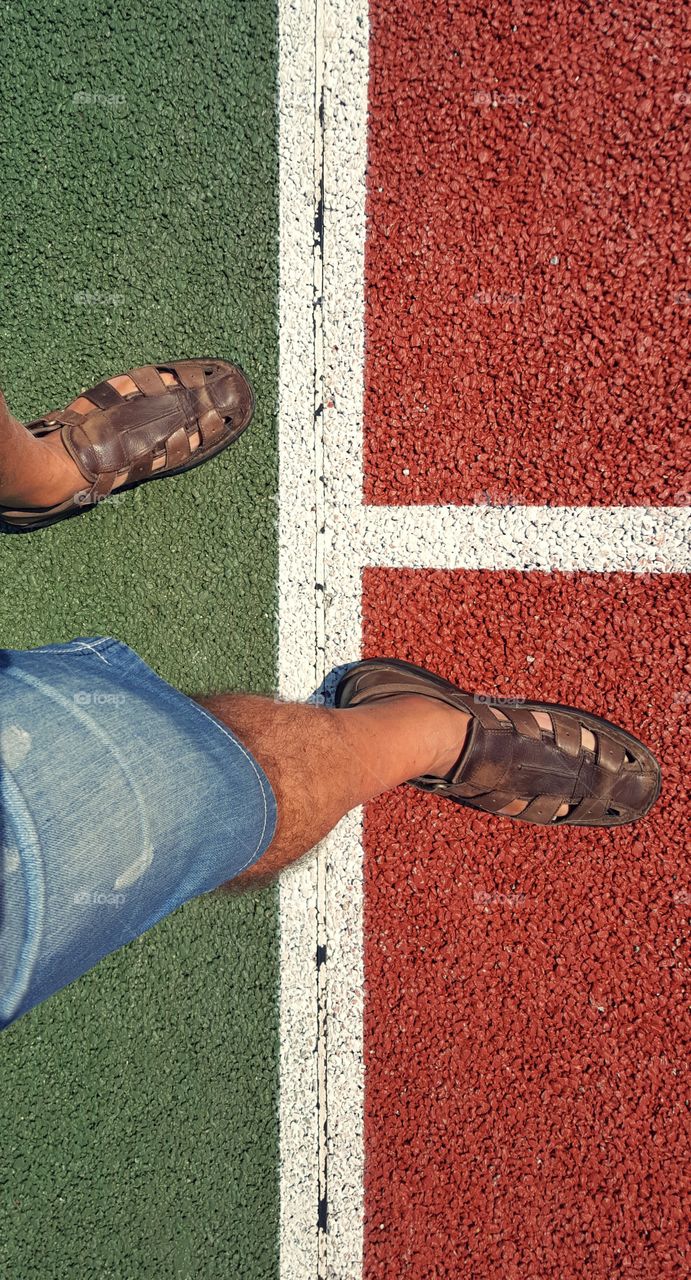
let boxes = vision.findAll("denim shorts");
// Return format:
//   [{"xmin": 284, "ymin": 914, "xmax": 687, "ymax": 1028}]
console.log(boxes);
[{"xmin": 0, "ymin": 637, "xmax": 278, "ymax": 1030}]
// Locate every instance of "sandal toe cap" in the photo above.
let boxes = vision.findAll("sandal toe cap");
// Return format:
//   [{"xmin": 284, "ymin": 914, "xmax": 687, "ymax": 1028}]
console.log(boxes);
[
  {"xmin": 207, "ymin": 361, "xmax": 255, "ymax": 431},
  {"xmin": 605, "ymin": 749, "xmax": 661, "ymax": 822}
]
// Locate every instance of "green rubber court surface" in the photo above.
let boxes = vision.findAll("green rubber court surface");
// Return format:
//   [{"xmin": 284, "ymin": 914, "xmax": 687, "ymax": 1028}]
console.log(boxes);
[{"xmin": 0, "ymin": 3, "xmax": 281, "ymax": 1276}]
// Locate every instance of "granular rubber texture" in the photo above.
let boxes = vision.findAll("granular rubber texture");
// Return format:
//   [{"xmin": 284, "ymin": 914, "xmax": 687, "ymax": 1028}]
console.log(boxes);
[
  {"xmin": 0, "ymin": 3, "xmax": 280, "ymax": 1278},
  {"xmin": 363, "ymin": 0, "xmax": 690, "ymax": 507},
  {"xmin": 361, "ymin": 568, "xmax": 689, "ymax": 1280}
]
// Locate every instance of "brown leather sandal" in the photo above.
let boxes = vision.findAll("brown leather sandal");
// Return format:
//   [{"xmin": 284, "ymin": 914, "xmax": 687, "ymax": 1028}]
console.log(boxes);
[
  {"xmin": 335, "ymin": 658, "xmax": 662, "ymax": 827},
  {"xmin": 0, "ymin": 358, "xmax": 254, "ymax": 531}
]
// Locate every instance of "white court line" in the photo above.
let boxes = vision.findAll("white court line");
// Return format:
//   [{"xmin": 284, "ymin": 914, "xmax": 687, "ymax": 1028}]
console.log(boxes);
[
  {"xmin": 279, "ymin": 0, "xmax": 369, "ymax": 1275},
  {"xmin": 361, "ymin": 505, "xmax": 691, "ymax": 572},
  {"xmin": 278, "ymin": 2, "xmax": 691, "ymax": 1277},
  {"xmin": 315, "ymin": 2, "xmax": 370, "ymax": 1278},
  {"xmin": 277, "ymin": 0, "xmax": 321, "ymax": 1275}
]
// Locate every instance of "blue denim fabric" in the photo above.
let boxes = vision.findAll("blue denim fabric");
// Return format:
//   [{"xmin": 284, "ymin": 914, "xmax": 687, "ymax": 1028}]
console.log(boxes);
[{"xmin": 0, "ymin": 637, "xmax": 277, "ymax": 1030}]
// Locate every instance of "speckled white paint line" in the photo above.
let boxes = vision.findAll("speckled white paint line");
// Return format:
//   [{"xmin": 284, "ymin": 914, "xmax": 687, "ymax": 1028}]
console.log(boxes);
[
  {"xmin": 278, "ymin": 0, "xmax": 322, "ymax": 1276},
  {"xmin": 278, "ymin": 1, "xmax": 691, "ymax": 1276},
  {"xmin": 318, "ymin": 1, "xmax": 369, "ymax": 1277},
  {"xmin": 362, "ymin": 505, "xmax": 691, "ymax": 572},
  {"xmin": 279, "ymin": 0, "xmax": 368, "ymax": 1276}
]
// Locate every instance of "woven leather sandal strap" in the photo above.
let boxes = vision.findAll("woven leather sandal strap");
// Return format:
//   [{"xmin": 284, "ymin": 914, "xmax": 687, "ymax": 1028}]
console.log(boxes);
[{"xmin": 335, "ymin": 658, "xmax": 661, "ymax": 828}]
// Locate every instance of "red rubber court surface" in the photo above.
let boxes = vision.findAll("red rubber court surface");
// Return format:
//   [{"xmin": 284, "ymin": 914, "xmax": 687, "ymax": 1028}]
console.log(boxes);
[
  {"xmin": 363, "ymin": 0, "xmax": 690, "ymax": 507},
  {"xmin": 361, "ymin": 569, "xmax": 688, "ymax": 1280}
]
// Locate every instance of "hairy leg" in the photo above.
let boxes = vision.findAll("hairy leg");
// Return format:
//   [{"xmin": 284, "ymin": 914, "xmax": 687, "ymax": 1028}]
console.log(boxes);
[{"xmin": 193, "ymin": 692, "xmax": 472, "ymax": 892}]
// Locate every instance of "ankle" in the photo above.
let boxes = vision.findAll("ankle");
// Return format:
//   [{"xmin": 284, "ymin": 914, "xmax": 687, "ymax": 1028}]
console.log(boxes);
[
  {"xmin": 336, "ymin": 694, "xmax": 472, "ymax": 792},
  {"xmin": 0, "ymin": 427, "xmax": 85, "ymax": 509},
  {"xmin": 428, "ymin": 704, "xmax": 472, "ymax": 778},
  {"xmin": 404, "ymin": 697, "xmax": 472, "ymax": 779}
]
